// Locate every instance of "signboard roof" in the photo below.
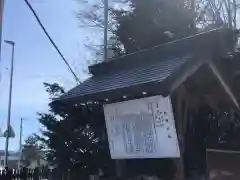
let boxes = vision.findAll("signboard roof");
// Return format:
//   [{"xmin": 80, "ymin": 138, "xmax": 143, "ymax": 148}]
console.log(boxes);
[{"xmin": 57, "ymin": 28, "xmax": 234, "ymax": 104}]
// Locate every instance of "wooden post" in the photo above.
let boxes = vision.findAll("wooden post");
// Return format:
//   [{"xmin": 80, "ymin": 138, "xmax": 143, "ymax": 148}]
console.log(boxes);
[
  {"xmin": 173, "ymin": 87, "xmax": 188, "ymax": 180},
  {"xmin": 205, "ymin": 151, "xmax": 210, "ymax": 180},
  {"xmin": 116, "ymin": 160, "xmax": 121, "ymax": 178},
  {"xmin": 115, "ymin": 160, "xmax": 125, "ymax": 178}
]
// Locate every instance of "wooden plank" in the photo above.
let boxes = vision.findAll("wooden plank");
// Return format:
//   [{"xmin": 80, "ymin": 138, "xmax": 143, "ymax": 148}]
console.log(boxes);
[
  {"xmin": 207, "ymin": 149, "xmax": 240, "ymax": 154},
  {"xmin": 206, "ymin": 149, "xmax": 240, "ymax": 180},
  {"xmin": 173, "ymin": 87, "xmax": 188, "ymax": 180}
]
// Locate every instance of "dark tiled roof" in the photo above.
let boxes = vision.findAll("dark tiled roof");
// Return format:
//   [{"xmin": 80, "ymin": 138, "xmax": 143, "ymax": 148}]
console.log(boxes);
[
  {"xmin": 60, "ymin": 55, "xmax": 193, "ymax": 102},
  {"xmin": 58, "ymin": 28, "xmax": 234, "ymax": 103}
]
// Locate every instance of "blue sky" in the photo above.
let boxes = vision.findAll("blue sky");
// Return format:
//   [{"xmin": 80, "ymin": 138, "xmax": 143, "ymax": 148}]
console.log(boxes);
[
  {"xmin": 1, "ymin": 0, "xmax": 240, "ymax": 152},
  {"xmin": 0, "ymin": 0, "xmax": 92, "ymax": 150}
]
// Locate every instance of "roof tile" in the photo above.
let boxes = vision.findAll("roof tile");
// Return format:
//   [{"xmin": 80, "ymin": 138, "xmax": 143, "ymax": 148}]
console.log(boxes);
[{"xmin": 61, "ymin": 55, "xmax": 192, "ymax": 101}]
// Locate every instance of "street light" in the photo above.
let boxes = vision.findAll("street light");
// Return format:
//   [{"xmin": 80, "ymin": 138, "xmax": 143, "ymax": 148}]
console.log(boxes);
[
  {"xmin": 0, "ymin": 0, "xmax": 4, "ymax": 62},
  {"xmin": 4, "ymin": 40, "xmax": 15, "ymax": 167}
]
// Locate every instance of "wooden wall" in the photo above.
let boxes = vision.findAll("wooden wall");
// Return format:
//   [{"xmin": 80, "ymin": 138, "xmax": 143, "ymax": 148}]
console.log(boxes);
[{"xmin": 207, "ymin": 149, "xmax": 240, "ymax": 180}]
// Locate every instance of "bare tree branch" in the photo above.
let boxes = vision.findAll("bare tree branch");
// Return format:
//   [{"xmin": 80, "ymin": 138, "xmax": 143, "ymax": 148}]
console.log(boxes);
[{"xmin": 196, "ymin": 0, "xmax": 238, "ymax": 31}]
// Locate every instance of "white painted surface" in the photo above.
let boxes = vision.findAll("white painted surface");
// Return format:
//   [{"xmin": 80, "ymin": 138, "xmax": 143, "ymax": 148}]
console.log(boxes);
[{"xmin": 103, "ymin": 95, "xmax": 180, "ymax": 159}]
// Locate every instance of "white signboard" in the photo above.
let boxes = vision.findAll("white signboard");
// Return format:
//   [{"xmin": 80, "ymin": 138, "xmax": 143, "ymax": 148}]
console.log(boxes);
[{"xmin": 103, "ymin": 95, "xmax": 180, "ymax": 159}]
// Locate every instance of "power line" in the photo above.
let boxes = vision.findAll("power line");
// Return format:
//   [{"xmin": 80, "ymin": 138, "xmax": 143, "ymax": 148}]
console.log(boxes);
[{"xmin": 23, "ymin": 0, "xmax": 80, "ymax": 84}]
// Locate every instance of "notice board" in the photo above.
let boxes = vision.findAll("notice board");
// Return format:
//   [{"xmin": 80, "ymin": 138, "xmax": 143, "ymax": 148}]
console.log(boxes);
[{"xmin": 103, "ymin": 95, "xmax": 180, "ymax": 159}]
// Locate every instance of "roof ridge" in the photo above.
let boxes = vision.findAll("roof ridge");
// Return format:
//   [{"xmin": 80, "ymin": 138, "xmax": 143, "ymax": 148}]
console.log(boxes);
[
  {"xmin": 89, "ymin": 27, "xmax": 231, "ymax": 76},
  {"xmin": 103, "ymin": 27, "xmax": 224, "ymax": 62}
]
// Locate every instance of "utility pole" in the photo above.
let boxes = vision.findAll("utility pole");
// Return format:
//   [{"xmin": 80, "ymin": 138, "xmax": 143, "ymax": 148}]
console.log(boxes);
[
  {"xmin": 4, "ymin": 40, "xmax": 15, "ymax": 167},
  {"xmin": 103, "ymin": 1, "xmax": 122, "ymax": 176},
  {"xmin": 103, "ymin": 0, "xmax": 108, "ymax": 61},
  {"xmin": 18, "ymin": 118, "xmax": 23, "ymax": 169},
  {"xmin": 191, "ymin": 0, "xmax": 196, "ymax": 28}
]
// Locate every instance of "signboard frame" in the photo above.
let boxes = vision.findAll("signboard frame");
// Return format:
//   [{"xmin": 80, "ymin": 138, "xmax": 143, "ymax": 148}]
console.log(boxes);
[{"xmin": 103, "ymin": 95, "xmax": 180, "ymax": 159}]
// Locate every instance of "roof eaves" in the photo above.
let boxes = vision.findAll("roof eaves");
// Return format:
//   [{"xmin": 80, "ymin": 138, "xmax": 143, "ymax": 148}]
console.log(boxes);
[
  {"xmin": 89, "ymin": 27, "xmax": 232, "ymax": 76},
  {"xmin": 55, "ymin": 55, "xmax": 206, "ymax": 103}
]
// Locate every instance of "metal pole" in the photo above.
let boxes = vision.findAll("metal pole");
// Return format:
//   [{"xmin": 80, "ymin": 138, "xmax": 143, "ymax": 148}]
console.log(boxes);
[
  {"xmin": 103, "ymin": 0, "xmax": 108, "ymax": 61},
  {"xmin": 4, "ymin": 40, "xmax": 15, "ymax": 167},
  {"xmin": 191, "ymin": 0, "xmax": 196, "ymax": 28},
  {"xmin": 18, "ymin": 118, "xmax": 23, "ymax": 169},
  {"xmin": 0, "ymin": 0, "xmax": 4, "ymax": 63}
]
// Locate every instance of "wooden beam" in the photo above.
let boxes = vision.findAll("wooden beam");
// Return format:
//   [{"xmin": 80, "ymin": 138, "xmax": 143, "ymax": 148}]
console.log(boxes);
[
  {"xmin": 170, "ymin": 60, "xmax": 206, "ymax": 94},
  {"xmin": 173, "ymin": 87, "xmax": 188, "ymax": 180},
  {"xmin": 207, "ymin": 149, "xmax": 240, "ymax": 154},
  {"xmin": 209, "ymin": 63, "xmax": 239, "ymax": 109}
]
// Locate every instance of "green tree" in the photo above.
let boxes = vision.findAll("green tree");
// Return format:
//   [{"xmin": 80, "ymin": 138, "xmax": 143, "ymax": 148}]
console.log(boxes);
[
  {"xmin": 38, "ymin": 83, "xmax": 113, "ymax": 178},
  {"xmin": 78, "ymin": 0, "xmax": 196, "ymax": 61},
  {"xmin": 22, "ymin": 134, "xmax": 44, "ymax": 167},
  {"xmin": 78, "ymin": 0, "xmax": 239, "ymax": 63},
  {"xmin": 112, "ymin": 0, "xmax": 196, "ymax": 54}
]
